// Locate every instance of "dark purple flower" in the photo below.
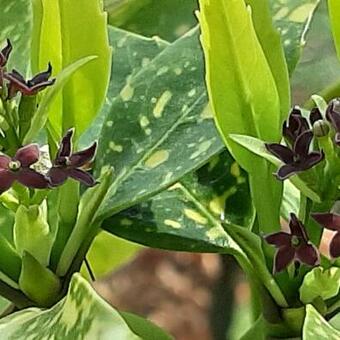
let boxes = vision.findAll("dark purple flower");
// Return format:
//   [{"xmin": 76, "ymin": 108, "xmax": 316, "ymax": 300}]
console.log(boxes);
[
  {"xmin": 282, "ymin": 107, "xmax": 309, "ymax": 144},
  {"xmin": 326, "ymin": 98, "xmax": 340, "ymax": 145},
  {"xmin": 265, "ymin": 213, "xmax": 320, "ymax": 273},
  {"xmin": 312, "ymin": 212, "xmax": 340, "ymax": 258},
  {"xmin": 48, "ymin": 129, "xmax": 97, "ymax": 187},
  {"xmin": 0, "ymin": 39, "xmax": 12, "ymax": 84},
  {"xmin": 4, "ymin": 63, "xmax": 55, "ymax": 99},
  {"xmin": 265, "ymin": 130, "xmax": 324, "ymax": 180},
  {"xmin": 0, "ymin": 144, "xmax": 50, "ymax": 193}
]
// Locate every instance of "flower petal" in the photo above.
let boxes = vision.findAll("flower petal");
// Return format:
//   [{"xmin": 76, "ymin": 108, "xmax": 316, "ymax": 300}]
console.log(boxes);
[
  {"xmin": 311, "ymin": 212, "xmax": 340, "ymax": 231},
  {"xmin": 0, "ymin": 169, "xmax": 14, "ymax": 193},
  {"xmin": 69, "ymin": 142, "xmax": 97, "ymax": 167},
  {"xmin": 300, "ymin": 151, "xmax": 324, "ymax": 170},
  {"xmin": 310, "ymin": 107, "xmax": 323, "ymax": 125},
  {"xmin": 68, "ymin": 168, "xmax": 96, "ymax": 187},
  {"xmin": 296, "ymin": 243, "xmax": 319, "ymax": 266},
  {"xmin": 276, "ymin": 164, "xmax": 297, "ymax": 180},
  {"xmin": 0, "ymin": 155, "xmax": 10, "ymax": 169},
  {"xmin": 326, "ymin": 99, "xmax": 340, "ymax": 131},
  {"xmin": 48, "ymin": 167, "xmax": 68, "ymax": 187},
  {"xmin": 330, "ymin": 232, "xmax": 340, "ymax": 258},
  {"xmin": 57, "ymin": 129, "xmax": 74, "ymax": 158},
  {"xmin": 0, "ymin": 39, "xmax": 12, "ymax": 67},
  {"xmin": 293, "ymin": 130, "xmax": 313, "ymax": 156},
  {"xmin": 14, "ymin": 144, "xmax": 40, "ymax": 167},
  {"xmin": 264, "ymin": 232, "xmax": 291, "ymax": 247},
  {"xmin": 265, "ymin": 143, "xmax": 294, "ymax": 164},
  {"xmin": 289, "ymin": 213, "xmax": 308, "ymax": 241},
  {"xmin": 273, "ymin": 246, "xmax": 295, "ymax": 273},
  {"xmin": 28, "ymin": 63, "xmax": 53, "ymax": 86},
  {"xmin": 17, "ymin": 169, "xmax": 50, "ymax": 189}
]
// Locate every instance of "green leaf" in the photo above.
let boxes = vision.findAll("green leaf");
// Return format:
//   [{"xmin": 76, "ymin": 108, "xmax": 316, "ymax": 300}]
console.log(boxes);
[
  {"xmin": 106, "ymin": 0, "xmax": 198, "ymax": 42},
  {"xmin": 31, "ymin": 0, "xmax": 111, "ymax": 139},
  {"xmin": 84, "ymin": 231, "xmax": 141, "ymax": 278},
  {"xmin": 303, "ymin": 304, "xmax": 340, "ymax": 339},
  {"xmin": 198, "ymin": 0, "xmax": 281, "ymax": 162},
  {"xmin": 95, "ymin": 28, "xmax": 224, "ymax": 220},
  {"xmin": 300, "ymin": 267, "xmax": 340, "ymax": 304},
  {"xmin": 23, "ymin": 56, "xmax": 96, "ymax": 144},
  {"xmin": 102, "ymin": 151, "xmax": 287, "ymax": 307},
  {"xmin": 119, "ymin": 311, "xmax": 172, "ymax": 340},
  {"xmin": 103, "ymin": 151, "xmax": 254, "ymax": 252},
  {"xmin": 0, "ymin": 273, "xmax": 171, "ymax": 339},
  {"xmin": 246, "ymin": 0, "xmax": 291, "ymax": 121},
  {"xmin": 93, "ymin": 4, "xmax": 318, "ymax": 223},
  {"xmin": 14, "ymin": 204, "xmax": 54, "ymax": 267},
  {"xmin": 19, "ymin": 251, "xmax": 61, "ymax": 307},
  {"xmin": 0, "ymin": 0, "xmax": 32, "ymax": 73},
  {"xmin": 198, "ymin": 0, "xmax": 285, "ymax": 233},
  {"xmin": 271, "ymin": 0, "xmax": 320, "ymax": 75},
  {"xmin": 79, "ymin": 26, "xmax": 169, "ymax": 148},
  {"xmin": 328, "ymin": 0, "xmax": 340, "ymax": 62}
]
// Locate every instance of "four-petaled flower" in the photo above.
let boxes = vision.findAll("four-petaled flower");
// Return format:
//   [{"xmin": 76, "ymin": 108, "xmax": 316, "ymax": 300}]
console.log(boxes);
[
  {"xmin": 48, "ymin": 129, "xmax": 97, "ymax": 187},
  {"xmin": 265, "ymin": 130, "xmax": 324, "ymax": 180},
  {"xmin": 4, "ymin": 63, "xmax": 55, "ymax": 99},
  {"xmin": 312, "ymin": 212, "xmax": 340, "ymax": 258},
  {"xmin": 265, "ymin": 213, "xmax": 320, "ymax": 273},
  {"xmin": 0, "ymin": 144, "xmax": 50, "ymax": 193},
  {"xmin": 326, "ymin": 98, "xmax": 340, "ymax": 146}
]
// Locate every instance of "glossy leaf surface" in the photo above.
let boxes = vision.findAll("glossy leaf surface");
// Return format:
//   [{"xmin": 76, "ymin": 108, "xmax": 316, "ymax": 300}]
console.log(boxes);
[{"xmin": 0, "ymin": 274, "xmax": 172, "ymax": 339}]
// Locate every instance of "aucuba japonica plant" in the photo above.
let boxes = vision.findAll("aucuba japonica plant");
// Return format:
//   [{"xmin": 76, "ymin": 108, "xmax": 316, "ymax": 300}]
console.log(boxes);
[
  {"xmin": 1, "ymin": 0, "xmax": 340, "ymax": 339},
  {"xmin": 198, "ymin": 0, "xmax": 340, "ymax": 338}
]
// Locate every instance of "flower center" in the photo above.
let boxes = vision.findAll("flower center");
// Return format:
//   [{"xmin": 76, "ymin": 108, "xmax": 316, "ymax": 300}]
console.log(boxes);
[
  {"xmin": 8, "ymin": 160, "xmax": 21, "ymax": 171},
  {"xmin": 291, "ymin": 235, "xmax": 300, "ymax": 247}
]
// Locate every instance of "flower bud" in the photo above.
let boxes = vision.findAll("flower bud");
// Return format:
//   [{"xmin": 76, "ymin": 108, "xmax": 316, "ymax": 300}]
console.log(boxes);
[
  {"xmin": 14, "ymin": 202, "xmax": 54, "ymax": 266},
  {"xmin": 312, "ymin": 120, "xmax": 330, "ymax": 138}
]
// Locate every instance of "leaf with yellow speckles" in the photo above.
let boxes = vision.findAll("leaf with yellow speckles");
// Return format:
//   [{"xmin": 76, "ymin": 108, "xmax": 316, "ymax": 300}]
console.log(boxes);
[
  {"xmin": 103, "ymin": 151, "xmax": 255, "ymax": 251},
  {"xmin": 79, "ymin": 26, "xmax": 169, "ymax": 147},
  {"xmin": 0, "ymin": 0, "xmax": 32, "ymax": 73},
  {"xmin": 0, "ymin": 273, "xmax": 172, "ymax": 339},
  {"xmin": 303, "ymin": 305, "xmax": 340, "ymax": 339},
  {"xmin": 95, "ymin": 3, "xmax": 315, "ymax": 222}
]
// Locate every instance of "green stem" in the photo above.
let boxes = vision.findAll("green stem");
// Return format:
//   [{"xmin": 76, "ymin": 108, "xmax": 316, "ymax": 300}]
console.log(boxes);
[
  {"xmin": 304, "ymin": 78, "xmax": 340, "ymax": 110},
  {"xmin": 327, "ymin": 299, "xmax": 340, "ymax": 316},
  {"xmin": 0, "ymin": 279, "xmax": 34, "ymax": 310}
]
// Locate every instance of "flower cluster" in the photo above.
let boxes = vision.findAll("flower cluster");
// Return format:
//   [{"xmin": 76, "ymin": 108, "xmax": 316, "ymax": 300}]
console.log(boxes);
[
  {"xmin": 0, "ymin": 40, "xmax": 55, "ymax": 98},
  {"xmin": 264, "ymin": 99, "xmax": 340, "ymax": 272},
  {"xmin": 0, "ymin": 129, "xmax": 97, "ymax": 194}
]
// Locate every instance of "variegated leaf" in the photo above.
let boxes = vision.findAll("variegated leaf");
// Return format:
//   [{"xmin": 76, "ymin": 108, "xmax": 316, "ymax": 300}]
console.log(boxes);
[
  {"xmin": 79, "ymin": 26, "xmax": 169, "ymax": 148},
  {"xmin": 95, "ymin": 2, "xmax": 319, "ymax": 222},
  {"xmin": 0, "ymin": 274, "xmax": 172, "ymax": 340},
  {"xmin": 95, "ymin": 27, "xmax": 222, "ymax": 220},
  {"xmin": 102, "ymin": 151, "xmax": 254, "ymax": 252},
  {"xmin": 303, "ymin": 305, "xmax": 340, "ymax": 339},
  {"xmin": 0, "ymin": 0, "xmax": 32, "ymax": 73}
]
